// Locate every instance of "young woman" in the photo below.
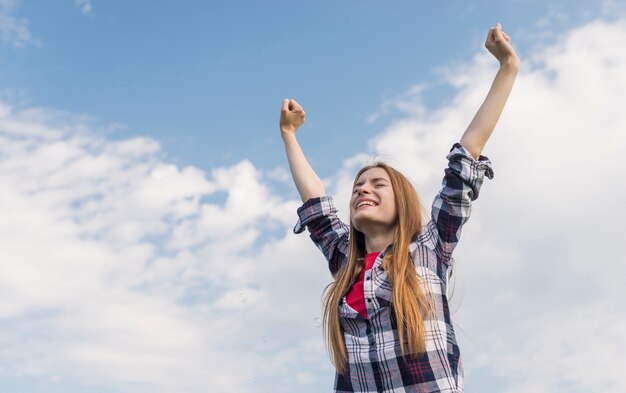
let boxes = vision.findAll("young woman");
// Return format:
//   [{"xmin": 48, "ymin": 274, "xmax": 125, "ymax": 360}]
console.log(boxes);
[{"xmin": 279, "ymin": 23, "xmax": 519, "ymax": 393}]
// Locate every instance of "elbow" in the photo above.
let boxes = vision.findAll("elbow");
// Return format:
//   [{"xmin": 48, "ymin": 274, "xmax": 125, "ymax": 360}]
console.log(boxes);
[
  {"xmin": 468, "ymin": 149, "xmax": 481, "ymax": 161},
  {"xmin": 459, "ymin": 140, "xmax": 483, "ymax": 160}
]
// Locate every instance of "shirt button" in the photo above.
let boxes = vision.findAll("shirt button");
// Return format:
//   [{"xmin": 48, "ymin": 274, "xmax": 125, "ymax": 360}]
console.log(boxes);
[
  {"xmin": 367, "ymin": 299, "xmax": 372, "ymax": 303},
  {"xmin": 366, "ymin": 276, "xmax": 371, "ymax": 281}
]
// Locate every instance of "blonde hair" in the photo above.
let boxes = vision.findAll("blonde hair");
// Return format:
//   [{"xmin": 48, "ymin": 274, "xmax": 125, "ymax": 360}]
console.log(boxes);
[{"xmin": 321, "ymin": 162, "xmax": 434, "ymax": 374}]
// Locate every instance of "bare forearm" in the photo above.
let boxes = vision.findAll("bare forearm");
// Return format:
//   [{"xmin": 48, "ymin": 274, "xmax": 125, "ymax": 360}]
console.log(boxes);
[
  {"xmin": 281, "ymin": 133, "xmax": 326, "ymax": 203},
  {"xmin": 460, "ymin": 60, "xmax": 519, "ymax": 159}
]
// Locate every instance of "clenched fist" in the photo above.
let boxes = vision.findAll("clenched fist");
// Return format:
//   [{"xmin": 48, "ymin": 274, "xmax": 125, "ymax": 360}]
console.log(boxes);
[
  {"xmin": 280, "ymin": 98, "xmax": 306, "ymax": 135},
  {"xmin": 485, "ymin": 23, "xmax": 520, "ymax": 66}
]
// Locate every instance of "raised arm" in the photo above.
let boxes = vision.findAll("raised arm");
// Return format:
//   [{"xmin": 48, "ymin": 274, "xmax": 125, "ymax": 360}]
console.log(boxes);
[
  {"xmin": 281, "ymin": 99, "xmax": 349, "ymax": 275},
  {"xmin": 280, "ymin": 98, "xmax": 326, "ymax": 203},
  {"xmin": 460, "ymin": 23, "xmax": 520, "ymax": 160}
]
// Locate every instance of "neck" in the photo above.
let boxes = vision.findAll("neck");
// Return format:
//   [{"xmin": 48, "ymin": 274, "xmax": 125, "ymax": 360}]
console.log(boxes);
[{"xmin": 363, "ymin": 232, "xmax": 395, "ymax": 254}]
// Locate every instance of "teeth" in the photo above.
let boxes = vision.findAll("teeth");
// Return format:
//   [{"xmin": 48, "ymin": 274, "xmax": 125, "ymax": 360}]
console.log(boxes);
[{"xmin": 357, "ymin": 201, "xmax": 377, "ymax": 208}]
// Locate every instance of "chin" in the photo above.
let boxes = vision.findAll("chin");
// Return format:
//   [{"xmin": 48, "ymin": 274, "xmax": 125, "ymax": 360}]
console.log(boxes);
[
  {"xmin": 350, "ymin": 216, "xmax": 365, "ymax": 232},
  {"xmin": 352, "ymin": 216, "xmax": 381, "ymax": 230}
]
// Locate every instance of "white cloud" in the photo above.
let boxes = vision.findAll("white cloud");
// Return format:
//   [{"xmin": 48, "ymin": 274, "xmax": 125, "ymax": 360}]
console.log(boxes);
[
  {"xmin": 0, "ymin": 101, "xmax": 331, "ymax": 392},
  {"xmin": 491, "ymin": 300, "xmax": 625, "ymax": 393}
]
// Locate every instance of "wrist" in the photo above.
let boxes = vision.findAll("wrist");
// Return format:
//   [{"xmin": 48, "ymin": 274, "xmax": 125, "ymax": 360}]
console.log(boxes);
[
  {"xmin": 499, "ymin": 56, "xmax": 520, "ymax": 70},
  {"xmin": 280, "ymin": 128, "xmax": 298, "ymax": 140}
]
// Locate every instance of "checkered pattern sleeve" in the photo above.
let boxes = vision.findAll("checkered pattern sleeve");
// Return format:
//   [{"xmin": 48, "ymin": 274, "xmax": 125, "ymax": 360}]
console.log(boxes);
[
  {"xmin": 429, "ymin": 142, "xmax": 494, "ymax": 264},
  {"xmin": 293, "ymin": 196, "xmax": 350, "ymax": 277}
]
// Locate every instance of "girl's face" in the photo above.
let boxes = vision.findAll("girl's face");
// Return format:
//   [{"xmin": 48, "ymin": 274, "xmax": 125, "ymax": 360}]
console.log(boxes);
[{"xmin": 350, "ymin": 167, "xmax": 398, "ymax": 232}]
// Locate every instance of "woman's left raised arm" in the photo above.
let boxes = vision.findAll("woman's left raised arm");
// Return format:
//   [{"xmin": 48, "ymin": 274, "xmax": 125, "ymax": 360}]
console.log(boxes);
[{"xmin": 460, "ymin": 22, "xmax": 520, "ymax": 160}]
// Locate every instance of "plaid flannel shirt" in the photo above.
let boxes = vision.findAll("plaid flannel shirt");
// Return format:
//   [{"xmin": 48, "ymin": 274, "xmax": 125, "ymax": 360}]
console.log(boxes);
[{"xmin": 293, "ymin": 142, "xmax": 494, "ymax": 393}]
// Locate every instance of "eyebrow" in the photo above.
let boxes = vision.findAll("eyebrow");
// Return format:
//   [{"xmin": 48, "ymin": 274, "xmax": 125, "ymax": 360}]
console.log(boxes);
[{"xmin": 354, "ymin": 177, "xmax": 390, "ymax": 187}]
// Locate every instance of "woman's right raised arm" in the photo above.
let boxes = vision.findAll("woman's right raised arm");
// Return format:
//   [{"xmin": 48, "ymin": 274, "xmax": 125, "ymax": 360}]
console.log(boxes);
[{"xmin": 279, "ymin": 98, "xmax": 326, "ymax": 203}]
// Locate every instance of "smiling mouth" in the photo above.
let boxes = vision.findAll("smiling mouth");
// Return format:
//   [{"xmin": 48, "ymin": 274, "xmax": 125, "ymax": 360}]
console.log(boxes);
[{"xmin": 356, "ymin": 201, "xmax": 378, "ymax": 210}]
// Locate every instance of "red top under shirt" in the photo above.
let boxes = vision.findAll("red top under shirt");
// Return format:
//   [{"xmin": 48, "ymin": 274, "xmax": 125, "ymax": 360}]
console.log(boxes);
[{"xmin": 346, "ymin": 251, "xmax": 380, "ymax": 318}]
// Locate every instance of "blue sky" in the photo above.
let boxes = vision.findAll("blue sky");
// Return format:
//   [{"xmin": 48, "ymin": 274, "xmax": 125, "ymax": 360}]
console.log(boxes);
[
  {"xmin": 0, "ymin": 0, "xmax": 610, "ymax": 178},
  {"xmin": 1, "ymin": 1, "xmax": 626, "ymax": 392}
]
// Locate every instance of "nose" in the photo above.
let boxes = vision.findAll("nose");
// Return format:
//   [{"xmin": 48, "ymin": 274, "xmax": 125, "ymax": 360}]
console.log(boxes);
[{"xmin": 356, "ymin": 184, "xmax": 372, "ymax": 195}]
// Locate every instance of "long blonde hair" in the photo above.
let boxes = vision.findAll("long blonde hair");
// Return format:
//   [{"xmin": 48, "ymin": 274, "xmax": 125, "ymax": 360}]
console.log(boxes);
[{"xmin": 321, "ymin": 162, "xmax": 434, "ymax": 374}]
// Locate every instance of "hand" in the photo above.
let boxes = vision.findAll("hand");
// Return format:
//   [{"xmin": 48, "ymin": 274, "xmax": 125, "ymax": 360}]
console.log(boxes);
[
  {"xmin": 280, "ymin": 98, "xmax": 306, "ymax": 135},
  {"xmin": 485, "ymin": 23, "xmax": 520, "ymax": 66}
]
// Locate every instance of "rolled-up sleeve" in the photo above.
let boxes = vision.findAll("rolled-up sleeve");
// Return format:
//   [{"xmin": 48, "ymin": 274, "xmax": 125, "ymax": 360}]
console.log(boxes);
[
  {"xmin": 429, "ymin": 142, "xmax": 494, "ymax": 264},
  {"xmin": 293, "ymin": 196, "xmax": 350, "ymax": 277}
]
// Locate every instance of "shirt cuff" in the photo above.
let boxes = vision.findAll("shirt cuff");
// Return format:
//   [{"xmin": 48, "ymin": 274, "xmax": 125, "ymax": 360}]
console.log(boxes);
[
  {"xmin": 447, "ymin": 142, "xmax": 495, "ymax": 181},
  {"xmin": 293, "ymin": 195, "xmax": 337, "ymax": 234}
]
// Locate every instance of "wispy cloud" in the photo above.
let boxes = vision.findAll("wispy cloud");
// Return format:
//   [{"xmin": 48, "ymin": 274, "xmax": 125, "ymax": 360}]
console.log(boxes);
[
  {"xmin": 75, "ymin": 0, "xmax": 93, "ymax": 16},
  {"xmin": 0, "ymin": 0, "xmax": 37, "ymax": 47}
]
